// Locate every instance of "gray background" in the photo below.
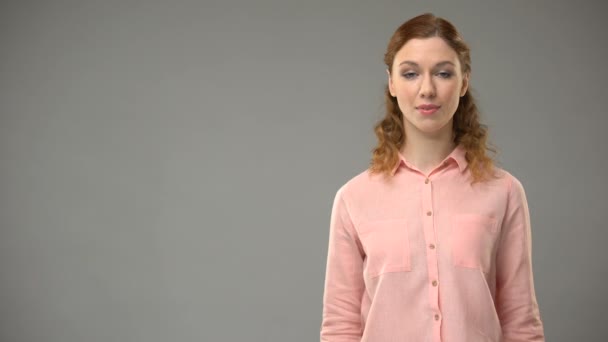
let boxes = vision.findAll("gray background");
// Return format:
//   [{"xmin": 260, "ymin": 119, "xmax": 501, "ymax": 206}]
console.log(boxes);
[{"xmin": 1, "ymin": 0, "xmax": 606, "ymax": 341}]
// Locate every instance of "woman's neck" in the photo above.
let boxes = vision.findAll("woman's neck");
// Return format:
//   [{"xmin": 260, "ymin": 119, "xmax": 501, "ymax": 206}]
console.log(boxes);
[{"xmin": 400, "ymin": 126, "xmax": 456, "ymax": 175}]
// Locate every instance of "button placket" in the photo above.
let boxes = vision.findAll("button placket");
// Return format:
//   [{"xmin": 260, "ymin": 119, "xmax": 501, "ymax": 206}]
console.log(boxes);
[{"xmin": 422, "ymin": 176, "xmax": 442, "ymax": 331}]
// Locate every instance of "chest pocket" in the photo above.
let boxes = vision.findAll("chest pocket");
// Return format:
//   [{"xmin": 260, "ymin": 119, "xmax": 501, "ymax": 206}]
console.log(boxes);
[
  {"xmin": 451, "ymin": 214, "xmax": 499, "ymax": 273},
  {"xmin": 358, "ymin": 219, "xmax": 411, "ymax": 278}
]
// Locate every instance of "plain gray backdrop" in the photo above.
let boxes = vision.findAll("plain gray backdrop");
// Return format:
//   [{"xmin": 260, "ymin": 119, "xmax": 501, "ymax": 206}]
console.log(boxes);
[{"xmin": 1, "ymin": 0, "xmax": 607, "ymax": 341}]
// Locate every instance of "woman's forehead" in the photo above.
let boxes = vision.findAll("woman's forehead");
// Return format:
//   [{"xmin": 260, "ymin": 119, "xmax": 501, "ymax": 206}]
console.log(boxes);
[{"xmin": 394, "ymin": 37, "xmax": 459, "ymax": 66}]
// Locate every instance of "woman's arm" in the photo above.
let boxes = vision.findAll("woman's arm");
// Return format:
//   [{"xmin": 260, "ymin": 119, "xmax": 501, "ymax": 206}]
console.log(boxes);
[
  {"xmin": 320, "ymin": 186, "xmax": 365, "ymax": 342},
  {"xmin": 495, "ymin": 176, "xmax": 545, "ymax": 341}
]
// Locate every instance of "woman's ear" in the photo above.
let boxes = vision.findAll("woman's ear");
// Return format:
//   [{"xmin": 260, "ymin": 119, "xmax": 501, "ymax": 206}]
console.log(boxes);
[
  {"xmin": 460, "ymin": 73, "xmax": 470, "ymax": 97},
  {"xmin": 387, "ymin": 69, "xmax": 396, "ymax": 97}
]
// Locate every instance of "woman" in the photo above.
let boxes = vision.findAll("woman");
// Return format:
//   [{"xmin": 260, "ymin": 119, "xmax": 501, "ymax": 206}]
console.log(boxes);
[{"xmin": 320, "ymin": 13, "xmax": 545, "ymax": 342}]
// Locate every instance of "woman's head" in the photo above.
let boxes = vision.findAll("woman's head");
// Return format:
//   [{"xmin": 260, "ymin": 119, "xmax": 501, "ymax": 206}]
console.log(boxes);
[{"xmin": 370, "ymin": 13, "xmax": 497, "ymax": 184}]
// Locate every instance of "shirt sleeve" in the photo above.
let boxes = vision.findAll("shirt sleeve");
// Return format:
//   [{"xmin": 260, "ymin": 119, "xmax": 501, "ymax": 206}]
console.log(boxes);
[
  {"xmin": 495, "ymin": 176, "xmax": 545, "ymax": 341},
  {"xmin": 320, "ymin": 185, "xmax": 365, "ymax": 342}
]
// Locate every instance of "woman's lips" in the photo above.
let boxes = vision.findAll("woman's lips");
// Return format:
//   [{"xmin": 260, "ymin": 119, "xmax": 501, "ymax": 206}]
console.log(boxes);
[{"xmin": 417, "ymin": 106, "xmax": 440, "ymax": 115}]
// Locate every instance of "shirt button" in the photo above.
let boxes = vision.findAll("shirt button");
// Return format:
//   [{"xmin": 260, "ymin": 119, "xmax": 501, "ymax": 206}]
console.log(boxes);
[
  {"xmin": 434, "ymin": 314, "xmax": 440, "ymax": 321},
  {"xmin": 432, "ymin": 280, "xmax": 438, "ymax": 286},
  {"xmin": 429, "ymin": 243, "xmax": 435, "ymax": 249},
  {"xmin": 425, "ymin": 178, "xmax": 430, "ymax": 184},
  {"xmin": 426, "ymin": 211, "xmax": 432, "ymax": 216}
]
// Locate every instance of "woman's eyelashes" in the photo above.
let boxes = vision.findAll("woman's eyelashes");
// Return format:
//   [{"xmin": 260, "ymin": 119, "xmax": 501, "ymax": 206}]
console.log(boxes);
[
  {"xmin": 402, "ymin": 72, "xmax": 418, "ymax": 79},
  {"xmin": 437, "ymin": 71, "xmax": 453, "ymax": 78},
  {"xmin": 401, "ymin": 71, "xmax": 453, "ymax": 80}
]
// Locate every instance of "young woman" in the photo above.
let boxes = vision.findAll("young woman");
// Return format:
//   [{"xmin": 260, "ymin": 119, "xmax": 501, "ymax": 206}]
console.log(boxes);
[{"xmin": 320, "ymin": 13, "xmax": 545, "ymax": 342}]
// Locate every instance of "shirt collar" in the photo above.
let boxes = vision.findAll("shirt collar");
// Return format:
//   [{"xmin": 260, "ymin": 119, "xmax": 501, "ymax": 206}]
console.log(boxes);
[{"xmin": 391, "ymin": 143, "xmax": 468, "ymax": 175}]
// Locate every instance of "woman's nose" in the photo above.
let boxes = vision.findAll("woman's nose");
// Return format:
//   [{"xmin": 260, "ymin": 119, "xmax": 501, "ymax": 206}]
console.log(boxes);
[{"xmin": 419, "ymin": 75, "xmax": 436, "ymax": 98}]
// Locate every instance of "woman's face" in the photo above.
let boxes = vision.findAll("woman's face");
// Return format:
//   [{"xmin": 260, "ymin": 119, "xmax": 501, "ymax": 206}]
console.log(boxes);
[{"xmin": 388, "ymin": 37, "xmax": 469, "ymax": 139}]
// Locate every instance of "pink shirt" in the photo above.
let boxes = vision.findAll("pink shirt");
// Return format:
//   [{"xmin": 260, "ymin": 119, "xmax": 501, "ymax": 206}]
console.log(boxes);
[{"xmin": 320, "ymin": 144, "xmax": 545, "ymax": 342}]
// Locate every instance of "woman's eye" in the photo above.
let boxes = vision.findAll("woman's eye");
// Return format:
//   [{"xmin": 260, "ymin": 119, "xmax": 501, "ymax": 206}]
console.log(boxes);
[
  {"xmin": 402, "ymin": 72, "xmax": 417, "ymax": 79},
  {"xmin": 437, "ymin": 71, "xmax": 452, "ymax": 78}
]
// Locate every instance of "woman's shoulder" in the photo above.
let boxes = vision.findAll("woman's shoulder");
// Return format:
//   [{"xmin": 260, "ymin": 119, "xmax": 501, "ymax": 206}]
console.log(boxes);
[
  {"xmin": 489, "ymin": 163, "xmax": 526, "ymax": 190},
  {"xmin": 482, "ymin": 164, "xmax": 533, "ymax": 208},
  {"xmin": 332, "ymin": 167, "xmax": 391, "ymax": 202}
]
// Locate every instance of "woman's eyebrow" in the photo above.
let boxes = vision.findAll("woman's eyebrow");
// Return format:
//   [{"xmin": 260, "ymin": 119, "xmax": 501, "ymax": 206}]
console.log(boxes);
[{"xmin": 398, "ymin": 60, "xmax": 455, "ymax": 68}]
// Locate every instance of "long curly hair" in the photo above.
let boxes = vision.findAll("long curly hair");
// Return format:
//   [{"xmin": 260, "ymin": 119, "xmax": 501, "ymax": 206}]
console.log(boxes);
[{"xmin": 369, "ymin": 13, "xmax": 499, "ymax": 185}]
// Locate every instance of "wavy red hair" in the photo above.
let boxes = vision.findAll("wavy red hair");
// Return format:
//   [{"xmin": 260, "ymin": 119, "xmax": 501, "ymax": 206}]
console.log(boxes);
[{"xmin": 369, "ymin": 13, "xmax": 500, "ymax": 185}]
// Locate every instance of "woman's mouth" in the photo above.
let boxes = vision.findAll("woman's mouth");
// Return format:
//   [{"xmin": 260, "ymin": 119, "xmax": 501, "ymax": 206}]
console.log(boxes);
[{"xmin": 417, "ymin": 105, "xmax": 440, "ymax": 115}]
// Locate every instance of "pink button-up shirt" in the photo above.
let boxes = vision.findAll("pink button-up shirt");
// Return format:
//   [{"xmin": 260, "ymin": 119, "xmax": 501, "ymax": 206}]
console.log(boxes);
[{"xmin": 320, "ymin": 144, "xmax": 545, "ymax": 342}]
